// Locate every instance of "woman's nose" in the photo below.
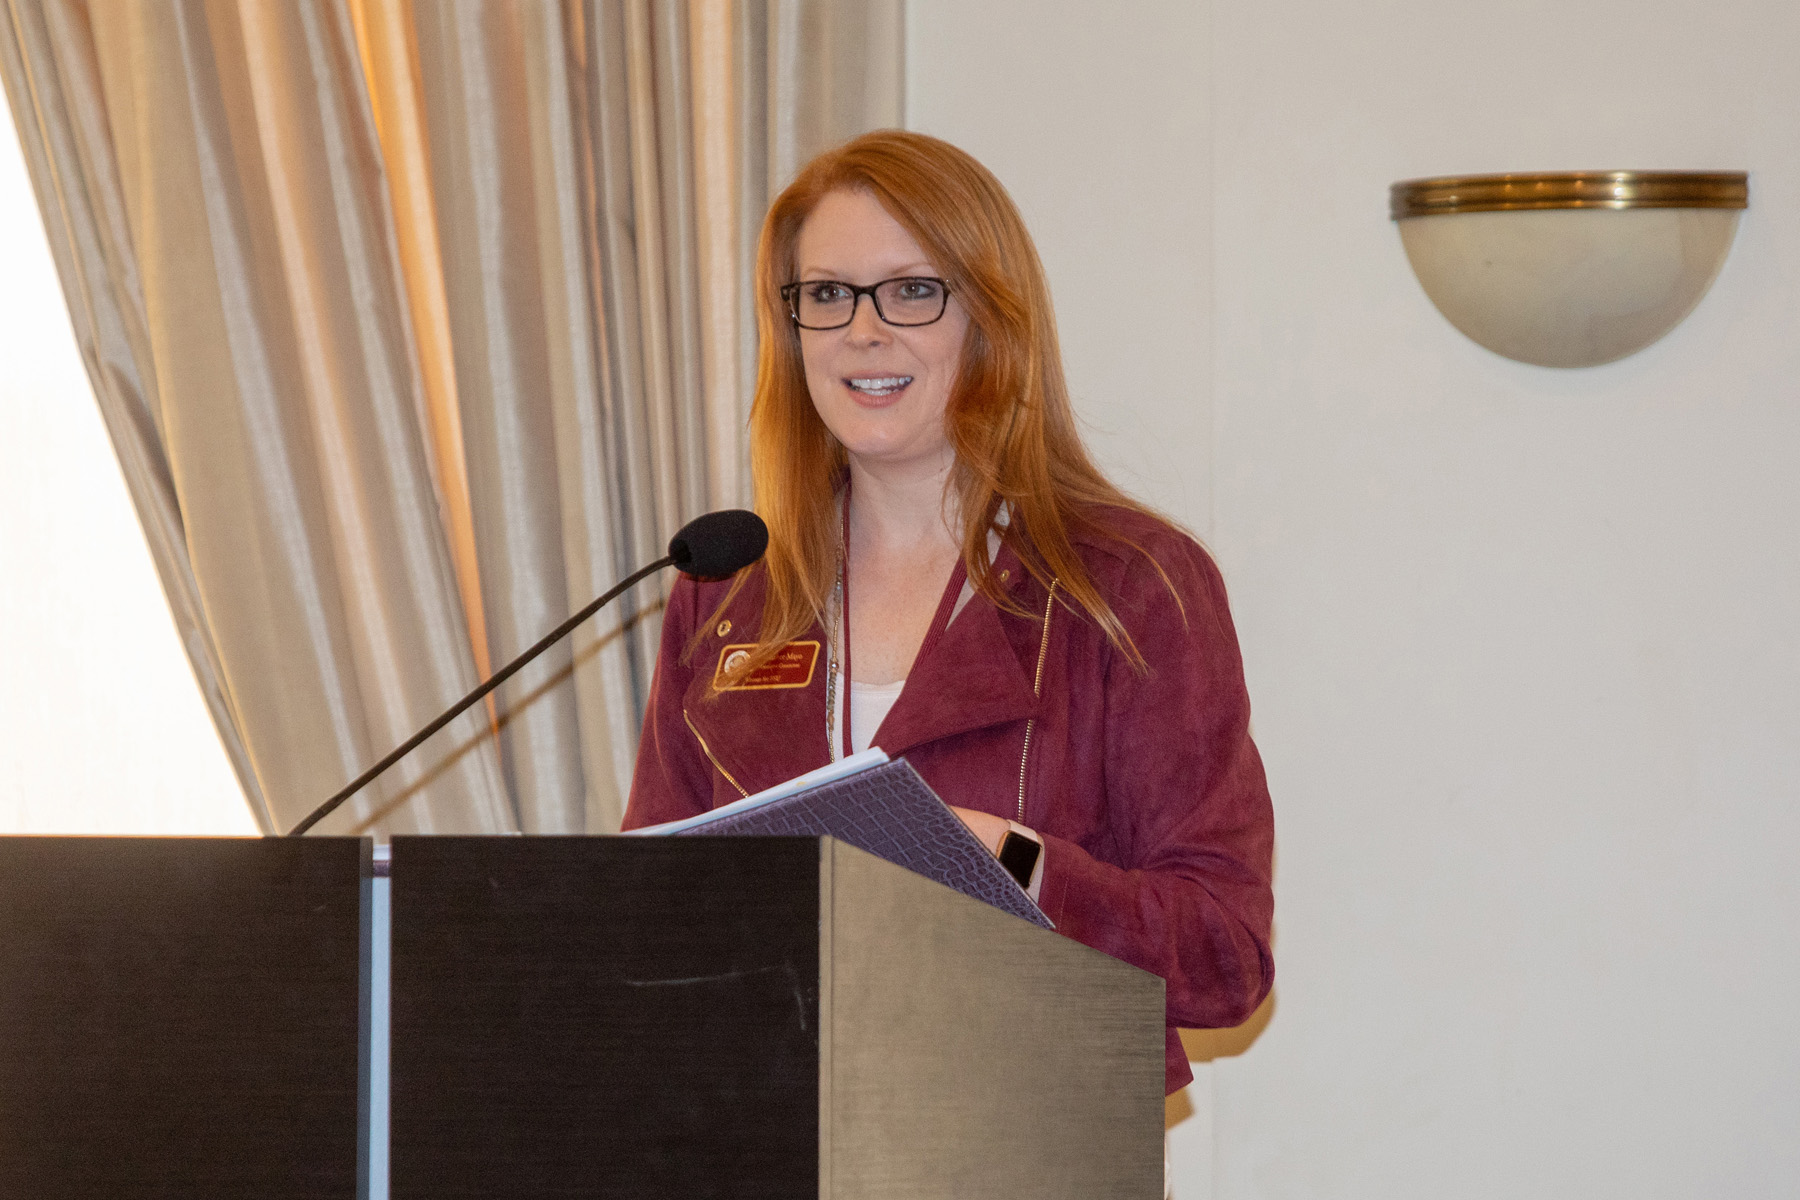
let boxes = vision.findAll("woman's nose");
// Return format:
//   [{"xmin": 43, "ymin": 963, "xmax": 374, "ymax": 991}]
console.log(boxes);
[{"xmin": 845, "ymin": 292, "xmax": 888, "ymax": 343}]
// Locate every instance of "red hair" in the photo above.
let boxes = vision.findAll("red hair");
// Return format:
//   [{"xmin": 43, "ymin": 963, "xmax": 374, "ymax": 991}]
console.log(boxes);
[{"xmin": 714, "ymin": 130, "xmax": 1167, "ymax": 677}]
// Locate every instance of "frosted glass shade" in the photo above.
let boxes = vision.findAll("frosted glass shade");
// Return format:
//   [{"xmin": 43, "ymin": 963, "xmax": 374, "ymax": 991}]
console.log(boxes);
[{"xmin": 1397, "ymin": 207, "xmax": 1741, "ymax": 368}]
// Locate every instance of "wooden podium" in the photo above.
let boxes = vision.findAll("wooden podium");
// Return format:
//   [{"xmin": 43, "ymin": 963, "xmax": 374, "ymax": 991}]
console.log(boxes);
[
  {"xmin": 390, "ymin": 835, "xmax": 1163, "ymax": 1198},
  {"xmin": 1, "ymin": 835, "xmax": 1163, "ymax": 1198}
]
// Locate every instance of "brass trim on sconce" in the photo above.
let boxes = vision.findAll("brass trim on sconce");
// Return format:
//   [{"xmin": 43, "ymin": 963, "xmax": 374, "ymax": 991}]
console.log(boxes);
[{"xmin": 1390, "ymin": 171, "xmax": 1748, "ymax": 220}]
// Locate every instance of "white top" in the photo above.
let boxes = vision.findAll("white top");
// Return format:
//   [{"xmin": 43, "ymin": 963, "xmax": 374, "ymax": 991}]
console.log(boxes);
[{"xmin": 839, "ymin": 677, "xmax": 904, "ymax": 757}]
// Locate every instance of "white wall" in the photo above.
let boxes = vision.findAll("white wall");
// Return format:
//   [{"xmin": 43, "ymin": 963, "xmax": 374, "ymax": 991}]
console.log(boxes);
[
  {"xmin": 911, "ymin": 2, "xmax": 1800, "ymax": 1197},
  {"xmin": 908, "ymin": 0, "xmax": 1214, "ymax": 536},
  {"xmin": 0, "ymin": 109, "xmax": 251, "ymax": 835}
]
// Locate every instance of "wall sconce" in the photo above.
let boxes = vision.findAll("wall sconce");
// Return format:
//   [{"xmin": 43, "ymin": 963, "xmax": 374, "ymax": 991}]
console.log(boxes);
[{"xmin": 1390, "ymin": 171, "xmax": 1748, "ymax": 367}]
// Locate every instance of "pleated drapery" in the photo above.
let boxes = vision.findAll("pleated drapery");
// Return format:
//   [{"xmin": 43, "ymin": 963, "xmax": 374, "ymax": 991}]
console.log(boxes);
[{"xmin": 0, "ymin": 0, "xmax": 902, "ymax": 835}]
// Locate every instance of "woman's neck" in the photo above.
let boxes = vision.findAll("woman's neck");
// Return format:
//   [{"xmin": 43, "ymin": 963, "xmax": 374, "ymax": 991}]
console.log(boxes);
[
  {"xmin": 845, "ymin": 452, "xmax": 961, "ymax": 558},
  {"xmin": 840, "ymin": 452, "xmax": 965, "ymax": 687}
]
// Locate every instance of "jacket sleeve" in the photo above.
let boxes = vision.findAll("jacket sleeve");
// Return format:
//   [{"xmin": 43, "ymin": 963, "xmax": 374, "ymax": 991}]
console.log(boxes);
[
  {"xmin": 620, "ymin": 574, "xmax": 714, "ymax": 830},
  {"xmin": 1035, "ymin": 537, "xmax": 1275, "ymax": 1032}
]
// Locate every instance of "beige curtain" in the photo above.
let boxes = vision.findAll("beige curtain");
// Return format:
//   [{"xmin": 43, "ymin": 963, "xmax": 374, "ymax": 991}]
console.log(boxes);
[{"xmin": 0, "ymin": 0, "xmax": 902, "ymax": 836}]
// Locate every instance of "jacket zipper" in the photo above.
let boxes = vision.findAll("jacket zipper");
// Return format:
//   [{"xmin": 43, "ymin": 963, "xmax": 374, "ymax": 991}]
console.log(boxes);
[
  {"xmin": 1016, "ymin": 579, "xmax": 1058, "ymax": 822},
  {"xmin": 684, "ymin": 708, "xmax": 749, "ymax": 799}
]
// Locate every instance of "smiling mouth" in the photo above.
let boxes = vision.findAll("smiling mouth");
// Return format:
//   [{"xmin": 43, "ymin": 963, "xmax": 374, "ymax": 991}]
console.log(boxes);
[{"xmin": 844, "ymin": 375, "xmax": 913, "ymax": 398}]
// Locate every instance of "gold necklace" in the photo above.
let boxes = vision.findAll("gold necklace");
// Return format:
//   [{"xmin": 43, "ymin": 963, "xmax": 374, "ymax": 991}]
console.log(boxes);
[{"xmin": 825, "ymin": 487, "xmax": 852, "ymax": 760}]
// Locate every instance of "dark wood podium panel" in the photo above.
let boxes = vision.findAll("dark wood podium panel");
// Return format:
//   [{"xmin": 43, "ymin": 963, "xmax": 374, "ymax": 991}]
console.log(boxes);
[
  {"xmin": 389, "ymin": 836, "xmax": 820, "ymax": 1200},
  {"xmin": 0, "ymin": 836, "xmax": 370, "ymax": 1200}
]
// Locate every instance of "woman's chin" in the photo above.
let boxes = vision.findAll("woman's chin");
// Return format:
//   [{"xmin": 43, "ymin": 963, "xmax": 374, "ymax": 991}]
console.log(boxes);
[{"xmin": 838, "ymin": 432, "xmax": 954, "ymax": 475}]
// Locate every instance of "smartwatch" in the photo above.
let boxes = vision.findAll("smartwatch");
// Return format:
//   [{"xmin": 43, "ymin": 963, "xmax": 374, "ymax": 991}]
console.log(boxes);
[{"xmin": 996, "ymin": 823, "xmax": 1043, "ymax": 890}]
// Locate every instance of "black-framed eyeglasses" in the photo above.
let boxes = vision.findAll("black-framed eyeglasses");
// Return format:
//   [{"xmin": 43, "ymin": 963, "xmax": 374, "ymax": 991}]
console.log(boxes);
[{"xmin": 779, "ymin": 276, "xmax": 952, "ymax": 330}]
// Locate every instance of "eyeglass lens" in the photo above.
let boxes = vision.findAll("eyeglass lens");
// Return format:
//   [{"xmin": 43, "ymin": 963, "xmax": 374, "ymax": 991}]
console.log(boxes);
[{"xmin": 791, "ymin": 278, "xmax": 947, "ymax": 328}]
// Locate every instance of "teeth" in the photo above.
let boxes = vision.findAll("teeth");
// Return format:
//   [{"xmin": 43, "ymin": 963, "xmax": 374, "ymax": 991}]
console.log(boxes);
[{"xmin": 847, "ymin": 376, "xmax": 912, "ymax": 395}]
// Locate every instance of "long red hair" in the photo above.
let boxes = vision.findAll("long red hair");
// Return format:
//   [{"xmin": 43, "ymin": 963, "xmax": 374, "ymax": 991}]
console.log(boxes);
[{"xmin": 715, "ymin": 130, "xmax": 1166, "ymax": 676}]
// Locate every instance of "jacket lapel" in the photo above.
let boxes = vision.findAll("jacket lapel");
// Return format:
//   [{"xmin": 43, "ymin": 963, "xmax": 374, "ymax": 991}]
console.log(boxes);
[{"xmin": 874, "ymin": 544, "xmax": 1041, "ymax": 757}]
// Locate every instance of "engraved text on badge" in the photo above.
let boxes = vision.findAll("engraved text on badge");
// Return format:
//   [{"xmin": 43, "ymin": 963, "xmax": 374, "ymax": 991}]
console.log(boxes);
[{"xmin": 713, "ymin": 640, "xmax": 820, "ymax": 691}]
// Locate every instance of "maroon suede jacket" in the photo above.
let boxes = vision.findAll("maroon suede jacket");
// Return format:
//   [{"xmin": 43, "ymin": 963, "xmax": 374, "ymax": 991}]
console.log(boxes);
[{"xmin": 622, "ymin": 507, "xmax": 1274, "ymax": 1094}]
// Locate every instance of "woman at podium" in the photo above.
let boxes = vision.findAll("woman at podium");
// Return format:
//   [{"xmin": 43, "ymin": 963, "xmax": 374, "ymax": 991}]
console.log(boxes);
[{"xmin": 624, "ymin": 130, "xmax": 1273, "ymax": 1096}]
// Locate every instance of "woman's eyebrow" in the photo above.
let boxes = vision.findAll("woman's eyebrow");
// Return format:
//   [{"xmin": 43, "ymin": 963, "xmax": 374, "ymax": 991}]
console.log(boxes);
[{"xmin": 796, "ymin": 261, "xmax": 937, "ymax": 280}]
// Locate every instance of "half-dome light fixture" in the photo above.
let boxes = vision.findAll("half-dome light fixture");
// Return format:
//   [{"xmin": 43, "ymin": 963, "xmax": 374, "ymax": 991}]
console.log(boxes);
[{"xmin": 1390, "ymin": 171, "xmax": 1748, "ymax": 367}]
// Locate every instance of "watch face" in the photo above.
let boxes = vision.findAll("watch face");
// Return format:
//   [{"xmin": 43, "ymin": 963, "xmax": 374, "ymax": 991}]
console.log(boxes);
[{"xmin": 997, "ymin": 832, "xmax": 1041, "ymax": 888}]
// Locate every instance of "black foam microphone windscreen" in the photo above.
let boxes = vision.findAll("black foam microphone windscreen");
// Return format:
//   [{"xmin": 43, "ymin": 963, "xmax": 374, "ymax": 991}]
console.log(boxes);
[{"xmin": 668, "ymin": 509, "xmax": 769, "ymax": 578}]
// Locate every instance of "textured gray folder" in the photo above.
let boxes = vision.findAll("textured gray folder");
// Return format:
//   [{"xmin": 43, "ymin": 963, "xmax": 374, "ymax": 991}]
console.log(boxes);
[{"xmin": 670, "ymin": 759, "xmax": 1052, "ymax": 929}]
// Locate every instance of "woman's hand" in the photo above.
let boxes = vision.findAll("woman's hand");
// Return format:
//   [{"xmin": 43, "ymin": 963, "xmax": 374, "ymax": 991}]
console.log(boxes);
[{"xmin": 948, "ymin": 805, "xmax": 1008, "ymax": 855}]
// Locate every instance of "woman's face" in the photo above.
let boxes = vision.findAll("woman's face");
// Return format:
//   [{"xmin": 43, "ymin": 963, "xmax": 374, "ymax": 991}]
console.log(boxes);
[{"xmin": 791, "ymin": 189, "xmax": 970, "ymax": 475}]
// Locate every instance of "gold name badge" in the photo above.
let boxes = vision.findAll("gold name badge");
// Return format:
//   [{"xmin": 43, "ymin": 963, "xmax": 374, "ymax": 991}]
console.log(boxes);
[{"xmin": 713, "ymin": 640, "xmax": 820, "ymax": 691}]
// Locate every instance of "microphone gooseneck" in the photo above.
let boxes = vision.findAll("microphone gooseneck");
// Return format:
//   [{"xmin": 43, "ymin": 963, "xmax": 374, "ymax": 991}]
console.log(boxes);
[{"xmin": 288, "ymin": 509, "xmax": 768, "ymax": 836}]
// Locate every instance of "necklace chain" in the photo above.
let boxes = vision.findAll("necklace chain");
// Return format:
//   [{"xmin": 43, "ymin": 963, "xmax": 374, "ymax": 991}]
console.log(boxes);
[
  {"xmin": 826, "ymin": 486, "xmax": 851, "ymax": 760},
  {"xmin": 826, "ymin": 571, "xmax": 842, "ymax": 757}
]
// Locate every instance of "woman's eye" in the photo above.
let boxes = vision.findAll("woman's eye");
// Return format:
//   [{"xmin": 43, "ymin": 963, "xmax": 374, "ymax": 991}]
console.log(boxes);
[
  {"xmin": 896, "ymin": 280, "xmax": 940, "ymax": 301},
  {"xmin": 808, "ymin": 283, "xmax": 851, "ymax": 303}
]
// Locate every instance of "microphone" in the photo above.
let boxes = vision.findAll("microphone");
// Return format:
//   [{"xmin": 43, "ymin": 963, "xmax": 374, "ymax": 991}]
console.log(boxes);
[
  {"xmin": 667, "ymin": 507, "xmax": 768, "ymax": 578},
  {"xmin": 287, "ymin": 509, "xmax": 768, "ymax": 836}
]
